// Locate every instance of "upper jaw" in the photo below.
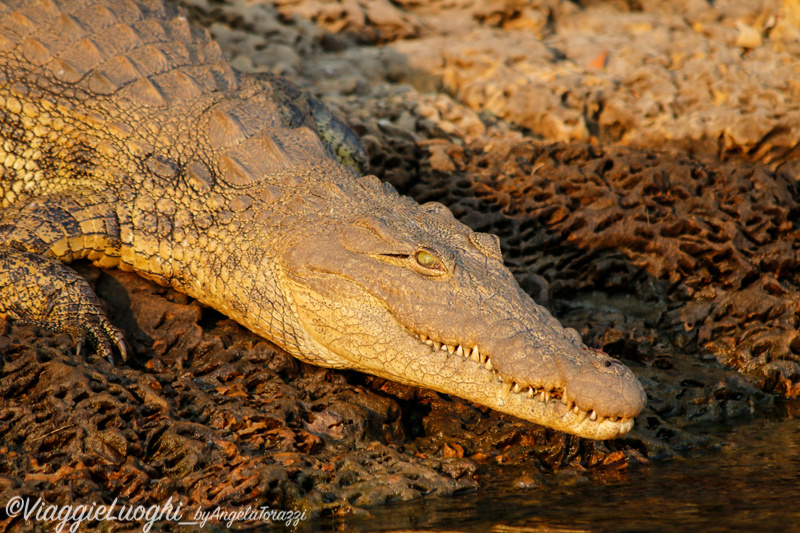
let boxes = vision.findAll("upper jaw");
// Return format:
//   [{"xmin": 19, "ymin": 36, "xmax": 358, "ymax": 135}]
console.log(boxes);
[
  {"xmin": 412, "ymin": 302, "xmax": 647, "ymax": 414},
  {"xmin": 555, "ymin": 346, "xmax": 648, "ymax": 419},
  {"xmin": 392, "ymin": 324, "xmax": 645, "ymax": 440}
]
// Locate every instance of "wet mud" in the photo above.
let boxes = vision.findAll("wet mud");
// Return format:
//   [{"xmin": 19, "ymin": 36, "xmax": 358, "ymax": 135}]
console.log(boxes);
[{"xmin": 2, "ymin": 0, "xmax": 799, "ymax": 528}]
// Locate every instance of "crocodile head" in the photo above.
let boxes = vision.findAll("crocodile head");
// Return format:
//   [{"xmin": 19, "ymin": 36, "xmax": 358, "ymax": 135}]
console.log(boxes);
[{"xmin": 275, "ymin": 177, "xmax": 646, "ymax": 440}]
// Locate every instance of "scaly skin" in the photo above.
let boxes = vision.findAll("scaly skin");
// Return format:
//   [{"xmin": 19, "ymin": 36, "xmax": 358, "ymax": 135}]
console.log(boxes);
[{"xmin": 0, "ymin": 0, "xmax": 646, "ymax": 439}]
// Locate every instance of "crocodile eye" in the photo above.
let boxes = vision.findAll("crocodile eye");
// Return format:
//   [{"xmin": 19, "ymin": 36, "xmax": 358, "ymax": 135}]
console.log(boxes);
[{"xmin": 416, "ymin": 250, "xmax": 439, "ymax": 269}]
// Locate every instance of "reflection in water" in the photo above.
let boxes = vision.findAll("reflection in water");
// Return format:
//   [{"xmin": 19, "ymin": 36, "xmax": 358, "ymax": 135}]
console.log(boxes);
[{"xmin": 308, "ymin": 418, "xmax": 800, "ymax": 532}]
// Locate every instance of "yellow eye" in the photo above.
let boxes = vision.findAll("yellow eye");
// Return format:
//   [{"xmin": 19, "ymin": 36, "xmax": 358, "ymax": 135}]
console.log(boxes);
[{"xmin": 416, "ymin": 250, "xmax": 439, "ymax": 269}]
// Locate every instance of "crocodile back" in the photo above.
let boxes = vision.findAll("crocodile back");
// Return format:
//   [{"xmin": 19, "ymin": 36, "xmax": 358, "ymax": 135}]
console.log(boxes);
[
  {"xmin": 0, "ymin": 0, "xmax": 367, "ymax": 211},
  {"xmin": 0, "ymin": 0, "xmax": 252, "ymax": 206},
  {"xmin": 0, "ymin": 0, "xmax": 239, "ymax": 105}
]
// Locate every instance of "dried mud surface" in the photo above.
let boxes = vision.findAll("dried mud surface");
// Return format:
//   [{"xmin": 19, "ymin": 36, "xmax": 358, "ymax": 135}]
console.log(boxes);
[{"xmin": 3, "ymin": 0, "xmax": 800, "ymax": 529}]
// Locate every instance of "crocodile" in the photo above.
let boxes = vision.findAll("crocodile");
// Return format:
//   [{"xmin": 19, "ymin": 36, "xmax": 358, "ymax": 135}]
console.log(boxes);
[{"xmin": 0, "ymin": 0, "xmax": 645, "ymax": 440}]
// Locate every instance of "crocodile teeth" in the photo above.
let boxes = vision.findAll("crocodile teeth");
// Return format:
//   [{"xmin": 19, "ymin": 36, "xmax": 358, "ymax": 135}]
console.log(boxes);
[
  {"xmin": 512, "ymin": 383, "xmax": 521, "ymax": 394},
  {"xmin": 541, "ymin": 390, "xmax": 549, "ymax": 403},
  {"xmin": 485, "ymin": 357, "xmax": 492, "ymax": 371},
  {"xmin": 500, "ymin": 381, "xmax": 513, "ymax": 399},
  {"xmin": 589, "ymin": 410, "xmax": 597, "ymax": 421},
  {"xmin": 425, "ymin": 339, "xmax": 433, "ymax": 346},
  {"xmin": 527, "ymin": 387, "xmax": 535, "ymax": 398},
  {"xmin": 576, "ymin": 410, "xmax": 588, "ymax": 424},
  {"xmin": 455, "ymin": 345, "xmax": 464, "ymax": 356},
  {"xmin": 432, "ymin": 341, "xmax": 441, "ymax": 351},
  {"xmin": 447, "ymin": 344, "xmax": 455, "ymax": 354},
  {"xmin": 419, "ymin": 334, "xmax": 428, "ymax": 342},
  {"xmin": 470, "ymin": 346, "xmax": 480, "ymax": 362},
  {"xmin": 561, "ymin": 394, "xmax": 569, "ymax": 406},
  {"xmin": 573, "ymin": 405, "xmax": 580, "ymax": 415}
]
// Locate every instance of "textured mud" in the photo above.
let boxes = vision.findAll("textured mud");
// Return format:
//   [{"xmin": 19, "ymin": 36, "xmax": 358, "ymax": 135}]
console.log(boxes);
[
  {"xmin": 0, "ymin": 268, "xmax": 648, "ymax": 524},
  {"xmin": 2, "ymin": 0, "xmax": 799, "ymax": 529}
]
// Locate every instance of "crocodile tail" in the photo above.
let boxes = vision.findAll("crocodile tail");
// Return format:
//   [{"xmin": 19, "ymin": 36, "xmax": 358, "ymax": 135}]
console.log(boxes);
[{"xmin": 306, "ymin": 95, "xmax": 368, "ymax": 175}]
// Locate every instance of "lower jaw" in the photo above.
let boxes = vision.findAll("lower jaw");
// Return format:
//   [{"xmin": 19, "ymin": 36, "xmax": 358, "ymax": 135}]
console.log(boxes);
[
  {"xmin": 489, "ymin": 389, "xmax": 636, "ymax": 440},
  {"xmin": 378, "ymin": 346, "xmax": 635, "ymax": 440}
]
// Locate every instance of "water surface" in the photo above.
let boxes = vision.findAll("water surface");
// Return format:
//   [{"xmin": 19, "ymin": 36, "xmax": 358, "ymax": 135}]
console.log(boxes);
[{"xmin": 310, "ymin": 418, "xmax": 800, "ymax": 532}]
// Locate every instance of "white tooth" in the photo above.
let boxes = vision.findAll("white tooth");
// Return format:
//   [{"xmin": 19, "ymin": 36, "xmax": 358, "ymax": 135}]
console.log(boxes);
[
  {"xmin": 500, "ymin": 381, "xmax": 512, "ymax": 399},
  {"xmin": 590, "ymin": 410, "xmax": 597, "ymax": 421},
  {"xmin": 527, "ymin": 387, "xmax": 535, "ymax": 398},
  {"xmin": 512, "ymin": 383, "xmax": 521, "ymax": 393},
  {"xmin": 447, "ymin": 344, "xmax": 455, "ymax": 354},
  {"xmin": 433, "ymin": 341, "xmax": 441, "ymax": 351},
  {"xmin": 425, "ymin": 339, "xmax": 433, "ymax": 346},
  {"xmin": 576, "ymin": 410, "xmax": 588, "ymax": 424},
  {"xmin": 470, "ymin": 346, "xmax": 480, "ymax": 362},
  {"xmin": 544, "ymin": 390, "xmax": 550, "ymax": 402},
  {"xmin": 485, "ymin": 357, "xmax": 492, "ymax": 371},
  {"xmin": 573, "ymin": 405, "xmax": 580, "ymax": 415},
  {"xmin": 455, "ymin": 345, "xmax": 463, "ymax": 356}
]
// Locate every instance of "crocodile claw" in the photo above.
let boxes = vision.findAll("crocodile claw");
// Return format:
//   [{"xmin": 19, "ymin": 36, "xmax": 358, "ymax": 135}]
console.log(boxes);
[
  {"xmin": 72, "ymin": 315, "xmax": 128, "ymax": 363},
  {"xmin": 1, "ymin": 249, "xmax": 128, "ymax": 363},
  {"xmin": 22, "ymin": 311, "xmax": 128, "ymax": 363}
]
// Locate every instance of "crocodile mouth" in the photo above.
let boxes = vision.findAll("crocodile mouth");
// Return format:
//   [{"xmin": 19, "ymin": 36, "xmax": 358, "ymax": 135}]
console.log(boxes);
[
  {"xmin": 409, "ymin": 331, "xmax": 636, "ymax": 438},
  {"xmin": 284, "ymin": 267, "xmax": 639, "ymax": 439}
]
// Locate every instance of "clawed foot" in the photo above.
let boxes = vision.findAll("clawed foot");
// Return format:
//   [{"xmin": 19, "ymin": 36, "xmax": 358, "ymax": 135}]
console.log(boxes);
[
  {"xmin": 20, "ymin": 310, "xmax": 128, "ymax": 363},
  {"xmin": 66, "ymin": 312, "xmax": 128, "ymax": 363},
  {"xmin": 0, "ymin": 249, "xmax": 130, "ymax": 363}
]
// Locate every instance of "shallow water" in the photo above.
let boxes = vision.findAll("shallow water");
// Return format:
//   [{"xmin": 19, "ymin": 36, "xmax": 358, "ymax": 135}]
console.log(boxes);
[{"xmin": 308, "ymin": 417, "xmax": 800, "ymax": 532}]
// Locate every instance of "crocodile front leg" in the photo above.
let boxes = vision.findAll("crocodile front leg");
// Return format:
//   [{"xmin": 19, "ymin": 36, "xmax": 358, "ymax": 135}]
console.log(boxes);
[{"xmin": 0, "ymin": 190, "xmax": 127, "ymax": 360}]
